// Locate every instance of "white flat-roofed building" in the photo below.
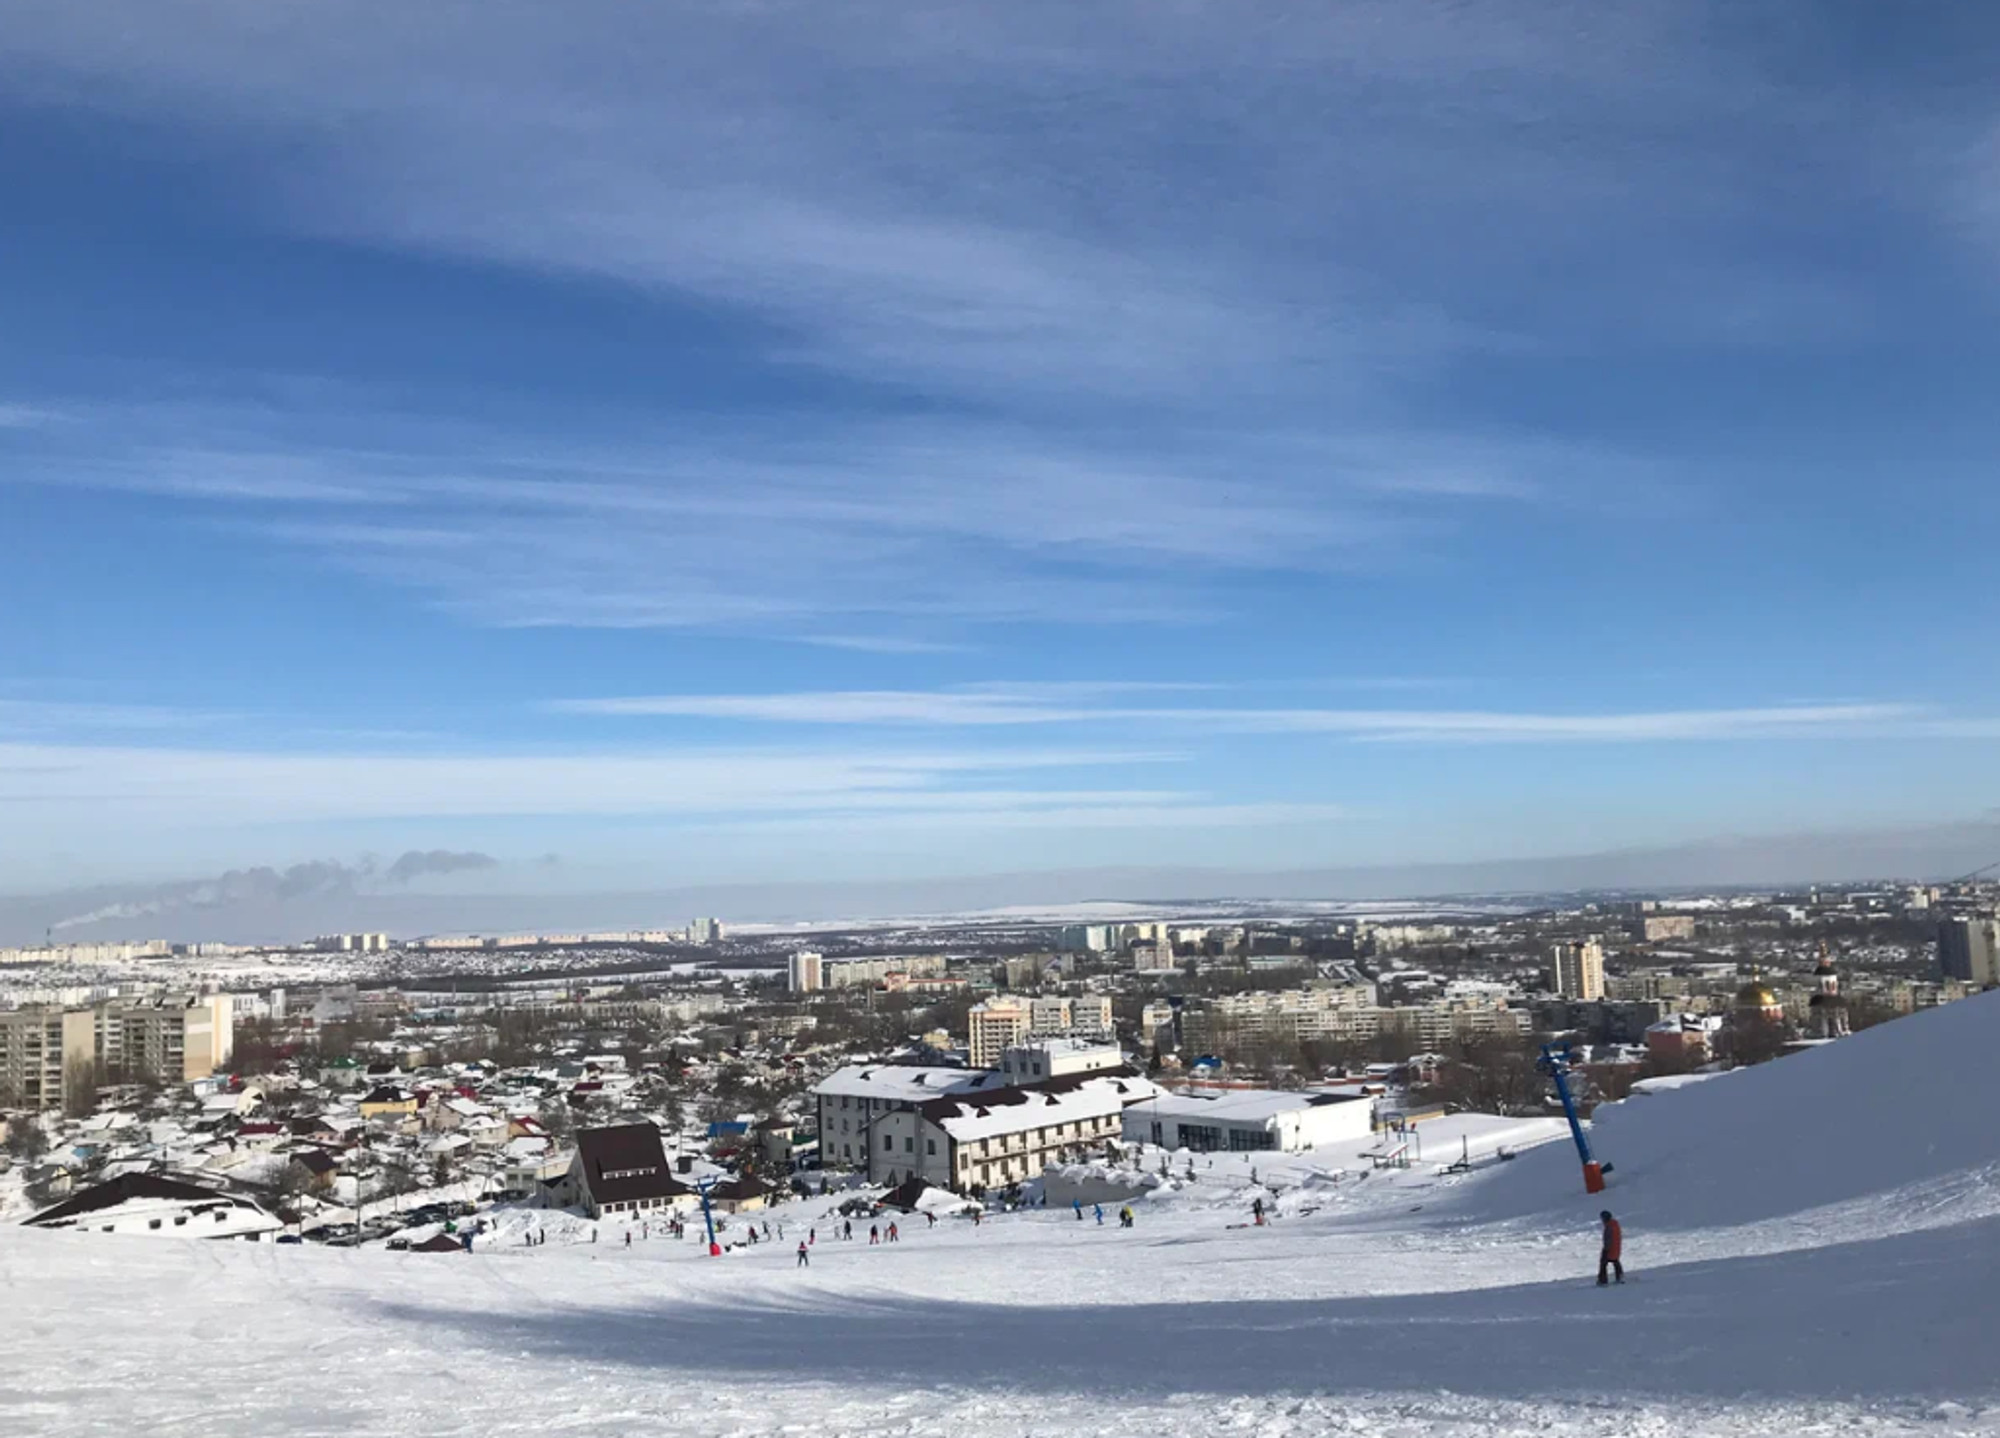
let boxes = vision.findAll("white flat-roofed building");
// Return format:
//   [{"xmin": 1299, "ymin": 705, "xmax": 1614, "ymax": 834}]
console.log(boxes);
[
  {"xmin": 1123, "ymin": 1087, "xmax": 1376, "ymax": 1154},
  {"xmin": 1000, "ymin": 1038, "xmax": 1124, "ymax": 1085}
]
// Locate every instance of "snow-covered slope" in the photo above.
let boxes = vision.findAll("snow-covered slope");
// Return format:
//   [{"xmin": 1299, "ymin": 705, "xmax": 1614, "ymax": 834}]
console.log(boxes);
[
  {"xmin": 1452, "ymin": 989, "xmax": 2000, "ymax": 1235},
  {"xmin": 9, "ymin": 997, "xmax": 2000, "ymax": 1438}
]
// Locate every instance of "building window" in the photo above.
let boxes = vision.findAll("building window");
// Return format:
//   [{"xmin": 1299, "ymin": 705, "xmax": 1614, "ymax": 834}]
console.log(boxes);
[
  {"xmin": 883, "ymin": 1133, "xmax": 893, "ymax": 1151},
  {"xmin": 926, "ymin": 1139, "xmax": 936, "ymax": 1155},
  {"xmin": 903, "ymin": 1137, "xmax": 913, "ymax": 1152}
]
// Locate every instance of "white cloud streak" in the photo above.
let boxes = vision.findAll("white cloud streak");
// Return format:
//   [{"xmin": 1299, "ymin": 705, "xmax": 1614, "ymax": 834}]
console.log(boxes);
[
  {"xmin": 0, "ymin": 1, "xmax": 1906, "ymax": 638},
  {"xmin": 0, "ymin": 741, "xmax": 1196, "ymax": 827},
  {"xmin": 550, "ymin": 690, "xmax": 1934, "ymax": 743}
]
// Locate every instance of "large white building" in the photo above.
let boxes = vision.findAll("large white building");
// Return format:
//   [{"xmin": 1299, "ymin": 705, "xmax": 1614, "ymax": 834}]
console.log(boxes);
[
  {"xmin": 904, "ymin": 1069, "xmax": 1159, "ymax": 1193},
  {"xmin": 1123, "ymin": 1088, "xmax": 1375, "ymax": 1154},
  {"xmin": 811, "ymin": 1058, "xmax": 1159, "ymax": 1190},
  {"xmin": 999, "ymin": 1038, "xmax": 1124, "ymax": 1084},
  {"xmin": 812, "ymin": 1064, "xmax": 998, "ymax": 1176}
]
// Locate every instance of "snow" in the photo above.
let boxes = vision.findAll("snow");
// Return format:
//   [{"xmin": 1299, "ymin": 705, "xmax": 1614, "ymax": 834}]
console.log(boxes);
[
  {"xmin": 813, "ymin": 1063, "xmax": 997, "ymax": 1103},
  {"xmin": 12, "ymin": 995, "xmax": 2000, "ymax": 1437}
]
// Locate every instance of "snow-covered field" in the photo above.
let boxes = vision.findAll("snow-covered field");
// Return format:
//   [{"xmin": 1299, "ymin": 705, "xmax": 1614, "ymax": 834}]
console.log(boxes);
[{"xmin": 10, "ymin": 997, "xmax": 2000, "ymax": 1438}]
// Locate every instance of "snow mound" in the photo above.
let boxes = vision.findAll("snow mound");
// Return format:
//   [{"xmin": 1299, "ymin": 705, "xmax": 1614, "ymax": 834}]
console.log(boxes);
[{"xmin": 1452, "ymin": 990, "xmax": 2000, "ymax": 1234}]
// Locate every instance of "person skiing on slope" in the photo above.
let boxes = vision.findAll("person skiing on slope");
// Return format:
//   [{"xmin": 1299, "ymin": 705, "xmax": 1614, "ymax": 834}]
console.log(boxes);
[
  {"xmin": 1252, "ymin": 1196, "xmax": 1265, "ymax": 1226},
  {"xmin": 797, "ymin": 1240, "xmax": 810, "ymax": 1268},
  {"xmin": 843, "ymin": 1219, "xmax": 852, "ymax": 1241},
  {"xmin": 887, "ymin": 1221, "xmax": 898, "ymax": 1242},
  {"xmin": 1073, "ymin": 1198, "xmax": 1084, "ymax": 1221},
  {"xmin": 1597, "ymin": 1210, "xmax": 1624, "ymax": 1286},
  {"xmin": 868, "ymin": 1223, "xmax": 880, "ymax": 1245},
  {"xmin": 1094, "ymin": 1204, "xmax": 1104, "ymax": 1225}
]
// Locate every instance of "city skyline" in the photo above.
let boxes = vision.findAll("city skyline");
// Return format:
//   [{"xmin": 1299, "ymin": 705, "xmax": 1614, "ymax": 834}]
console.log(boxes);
[{"xmin": 7, "ymin": 5, "xmax": 2000, "ymax": 909}]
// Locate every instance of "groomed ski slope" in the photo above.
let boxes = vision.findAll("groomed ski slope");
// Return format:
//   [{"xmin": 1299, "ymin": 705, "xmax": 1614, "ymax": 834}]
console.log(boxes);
[{"xmin": 7, "ymin": 995, "xmax": 2000, "ymax": 1438}]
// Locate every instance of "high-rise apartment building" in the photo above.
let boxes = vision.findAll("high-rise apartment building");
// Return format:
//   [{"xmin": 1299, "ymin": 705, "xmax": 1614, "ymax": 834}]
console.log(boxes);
[
  {"xmin": 1938, "ymin": 918, "xmax": 2000, "ymax": 987},
  {"xmin": 0, "ymin": 994, "xmax": 231, "ymax": 1110},
  {"xmin": 969, "ymin": 993, "xmax": 1113, "ymax": 1068},
  {"xmin": 967, "ymin": 997, "xmax": 1033, "ymax": 1069},
  {"xmin": 1552, "ymin": 940, "xmax": 1606, "ymax": 1001},
  {"xmin": 787, "ymin": 950, "xmax": 824, "ymax": 994},
  {"xmin": 687, "ymin": 917, "xmax": 724, "ymax": 944},
  {"xmin": 0, "ymin": 1008, "xmax": 96, "ymax": 1108}
]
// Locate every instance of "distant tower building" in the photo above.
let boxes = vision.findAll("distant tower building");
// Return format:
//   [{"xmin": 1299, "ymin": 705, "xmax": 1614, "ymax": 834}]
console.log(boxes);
[
  {"xmin": 1937, "ymin": 917, "xmax": 2000, "ymax": 987},
  {"xmin": 787, "ymin": 950, "xmax": 824, "ymax": 994},
  {"xmin": 1552, "ymin": 940, "xmax": 1605, "ymax": 1001},
  {"xmin": 967, "ymin": 996, "xmax": 1033, "ymax": 1069},
  {"xmin": 688, "ymin": 917, "xmax": 724, "ymax": 945},
  {"xmin": 1809, "ymin": 942, "xmax": 1850, "ymax": 1039}
]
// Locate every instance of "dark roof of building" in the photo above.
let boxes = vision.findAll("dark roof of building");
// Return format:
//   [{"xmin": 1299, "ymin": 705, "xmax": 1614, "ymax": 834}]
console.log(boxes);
[
  {"xmin": 574, "ymin": 1123, "xmax": 693, "ymax": 1206},
  {"xmin": 878, "ymin": 1175, "xmax": 944, "ymax": 1211},
  {"xmin": 411, "ymin": 1232, "xmax": 464, "ymax": 1252},
  {"xmin": 24, "ymin": 1172, "xmax": 236, "ymax": 1226},
  {"xmin": 704, "ymin": 1174, "xmax": 769, "ymax": 1202},
  {"xmin": 915, "ymin": 1065, "xmax": 1143, "ymax": 1125},
  {"xmin": 361, "ymin": 1086, "xmax": 412, "ymax": 1106},
  {"xmin": 289, "ymin": 1148, "xmax": 339, "ymax": 1175}
]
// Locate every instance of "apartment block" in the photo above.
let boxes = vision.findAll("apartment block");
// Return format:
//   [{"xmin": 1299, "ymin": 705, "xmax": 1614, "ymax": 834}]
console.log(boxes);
[
  {"xmin": 0, "ymin": 995, "xmax": 233, "ymax": 1110},
  {"xmin": 1552, "ymin": 940, "xmax": 1606, "ymax": 1001}
]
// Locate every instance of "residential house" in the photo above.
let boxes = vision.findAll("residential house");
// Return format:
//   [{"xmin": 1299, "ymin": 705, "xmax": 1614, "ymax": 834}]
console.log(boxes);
[
  {"xmin": 571, "ymin": 1123, "xmax": 697, "ymax": 1218},
  {"xmin": 358, "ymin": 1086, "xmax": 419, "ymax": 1121},
  {"xmin": 704, "ymin": 1174, "xmax": 769, "ymax": 1214}
]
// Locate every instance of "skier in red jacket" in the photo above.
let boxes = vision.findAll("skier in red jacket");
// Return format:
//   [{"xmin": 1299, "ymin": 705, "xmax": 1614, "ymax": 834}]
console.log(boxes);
[{"xmin": 1597, "ymin": 1210, "xmax": 1624, "ymax": 1286}]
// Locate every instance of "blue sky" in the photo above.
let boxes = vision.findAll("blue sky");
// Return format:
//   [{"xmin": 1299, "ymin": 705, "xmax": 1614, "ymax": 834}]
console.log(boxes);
[{"xmin": 5, "ymin": 2, "xmax": 2000, "ymax": 921}]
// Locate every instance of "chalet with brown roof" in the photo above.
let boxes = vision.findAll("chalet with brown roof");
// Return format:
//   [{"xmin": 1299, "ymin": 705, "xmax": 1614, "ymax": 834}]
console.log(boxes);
[{"xmin": 570, "ymin": 1122, "xmax": 696, "ymax": 1218}]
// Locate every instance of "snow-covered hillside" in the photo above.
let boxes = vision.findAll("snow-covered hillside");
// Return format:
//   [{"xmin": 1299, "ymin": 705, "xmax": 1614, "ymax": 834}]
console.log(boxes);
[{"xmin": 9, "ymin": 996, "xmax": 2000, "ymax": 1438}]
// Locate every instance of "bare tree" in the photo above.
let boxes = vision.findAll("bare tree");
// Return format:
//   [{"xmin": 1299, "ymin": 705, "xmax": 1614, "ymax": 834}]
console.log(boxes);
[
  {"xmin": 61, "ymin": 1055, "xmax": 100, "ymax": 1120},
  {"xmin": 3, "ymin": 1116, "xmax": 48, "ymax": 1162}
]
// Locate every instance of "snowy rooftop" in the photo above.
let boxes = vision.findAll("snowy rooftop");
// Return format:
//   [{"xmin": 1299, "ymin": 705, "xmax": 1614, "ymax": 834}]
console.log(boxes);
[
  {"xmin": 1139, "ymin": 1088, "xmax": 1369, "ymax": 1123},
  {"xmin": 921, "ymin": 1072, "xmax": 1160, "ymax": 1142},
  {"xmin": 813, "ymin": 1064, "xmax": 999, "ymax": 1103}
]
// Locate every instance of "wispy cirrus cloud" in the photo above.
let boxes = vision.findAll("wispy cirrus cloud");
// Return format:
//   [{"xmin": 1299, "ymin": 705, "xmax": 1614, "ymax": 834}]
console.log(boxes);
[
  {"xmin": 0, "ymin": 740, "xmax": 1191, "ymax": 829},
  {"xmin": 553, "ymin": 688, "xmax": 1938, "ymax": 743},
  {"xmin": 3, "ymin": 406, "xmax": 1578, "ymax": 636},
  {"xmin": 0, "ymin": 698, "xmax": 232, "ymax": 736},
  {"xmin": 0, "ymin": 0, "xmax": 1892, "ymax": 644}
]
